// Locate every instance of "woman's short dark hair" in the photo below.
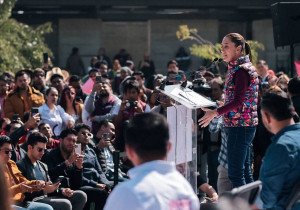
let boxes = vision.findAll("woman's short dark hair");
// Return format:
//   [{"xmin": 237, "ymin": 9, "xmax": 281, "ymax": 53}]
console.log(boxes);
[{"xmin": 125, "ymin": 113, "xmax": 169, "ymax": 161}]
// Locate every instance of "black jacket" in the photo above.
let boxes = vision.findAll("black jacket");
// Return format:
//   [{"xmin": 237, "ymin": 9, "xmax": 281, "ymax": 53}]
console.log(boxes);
[
  {"xmin": 42, "ymin": 147, "xmax": 83, "ymax": 190},
  {"xmin": 16, "ymin": 155, "xmax": 51, "ymax": 201}
]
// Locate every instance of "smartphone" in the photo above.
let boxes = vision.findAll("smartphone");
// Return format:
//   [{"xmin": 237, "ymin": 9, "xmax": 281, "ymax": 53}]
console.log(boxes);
[
  {"xmin": 75, "ymin": 143, "xmax": 81, "ymax": 154},
  {"xmin": 55, "ymin": 176, "xmax": 64, "ymax": 184},
  {"xmin": 31, "ymin": 107, "xmax": 39, "ymax": 116},
  {"xmin": 96, "ymin": 75, "xmax": 102, "ymax": 83},
  {"xmin": 12, "ymin": 114, "xmax": 20, "ymax": 121}
]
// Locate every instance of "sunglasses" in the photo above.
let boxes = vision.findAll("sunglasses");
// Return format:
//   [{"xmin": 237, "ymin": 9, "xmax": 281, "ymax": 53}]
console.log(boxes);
[
  {"xmin": 36, "ymin": 147, "xmax": 46, "ymax": 153},
  {"xmin": 0, "ymin": 149, "xmax": 13, "ymax": 155}
]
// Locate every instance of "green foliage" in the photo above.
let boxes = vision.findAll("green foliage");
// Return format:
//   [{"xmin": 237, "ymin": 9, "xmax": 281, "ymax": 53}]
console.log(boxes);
[
  {"xmin": 0, "ymin": 0, "xmax": 53, "ymax": 73},
  {"xmin": 176, "ymin": 25, "xmax": 265, "ymax": 64}
]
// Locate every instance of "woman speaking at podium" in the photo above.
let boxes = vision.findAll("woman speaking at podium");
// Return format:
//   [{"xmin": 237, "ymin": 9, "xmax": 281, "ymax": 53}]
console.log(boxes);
[{"xmin": 199, "ymin": 33, "xmax": 259, "ymax": 188}]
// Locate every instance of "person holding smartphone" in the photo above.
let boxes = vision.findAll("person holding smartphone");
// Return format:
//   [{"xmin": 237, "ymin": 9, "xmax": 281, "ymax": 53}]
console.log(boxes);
[
  {"xmin": 85, "ymin": 77, "xmax": 121, "ymax": 135},
  {"xmin": 0, "ymin": 135, "xmax": 53, "ymax": 210},
  {"xmin": 17, "ymin": 132, "xmax": 87, "ymax": 210},
  {"xmin": 74, "ymin": 123, "xmax": 113, "ymax": 210}
]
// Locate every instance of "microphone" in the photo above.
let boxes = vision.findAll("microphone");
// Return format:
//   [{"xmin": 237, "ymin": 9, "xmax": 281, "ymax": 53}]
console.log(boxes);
[{"xmin": 180, "ymin": 79, "xmax": 188, "ymax": 89}]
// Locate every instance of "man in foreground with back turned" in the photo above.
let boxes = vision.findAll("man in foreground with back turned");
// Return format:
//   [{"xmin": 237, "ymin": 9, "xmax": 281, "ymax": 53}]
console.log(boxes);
[
  {"xmin": 258, "ymin": 93, "xmax": 300, "ymax": 210},
  {"xmin": 104, "ymin": 112, "xmax": 199, "ymax": 210}
]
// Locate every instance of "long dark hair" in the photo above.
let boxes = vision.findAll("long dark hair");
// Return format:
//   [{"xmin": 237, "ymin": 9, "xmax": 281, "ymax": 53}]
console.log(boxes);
[
  {"xmin": 59, "ymin": 86, "xmax": 77, "ymax": 115},
  {"xmin": 225, "ymin": 33, "xmax": 252, "ymax": 62}
]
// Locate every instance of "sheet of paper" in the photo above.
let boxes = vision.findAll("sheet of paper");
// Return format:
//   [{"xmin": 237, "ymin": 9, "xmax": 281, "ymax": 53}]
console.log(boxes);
[
  {"xmin": 167, "ymin": 105, "xmax": 193, "ymax": 164},
  {"xmin": 163, "ymin": 84, "xmax": 216, "ymax": 109}
]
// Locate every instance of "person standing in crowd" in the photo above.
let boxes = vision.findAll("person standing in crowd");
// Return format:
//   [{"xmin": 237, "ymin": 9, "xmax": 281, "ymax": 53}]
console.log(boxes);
[
  {"xmin": 104, "ymin": 113, "xmax": 200, "ymax": 210},
  {"xmin": 199, "ymin": 33, "xmax": 259, "ymax": 188},
  {"xmin": 68, "ymin": 75, "xmax": 87, "ymax": 102},
  {"xmin": 32, "ymin": 68, "xmax": 48, "ymax": 95},
  {"xmin": 288, "ymin": 76, "xmax": 300, "ymax": 116},
  {"xmin": 138, "ymin": 53, "xmax": 156, "ymax": 87},
  {"xmin": 0, "ymin": 76, "xmax": 9, "ymax": 120},
  {"xmin": 39, "ymin": 87, "xmax": 74, "ymax": 137},
  {"xmin": 256, "ymin": 60, "xmax": 272, "ymax": 83},
  {"xmin": 66, "ymin": 47, "xmax": 85, "ymax": 76},
  {"xmin": 257, "ymin": 93, "xmax": 300, "ymax": 210},
  {"xmin": 4, "ymin": 70, "xmax": 45, "ymax": 120},
  {"xmin": 97, "ymin": 47, "xmax": 112, "ymax": 70},
  {"xmin": 113, "ymin": 79, "xmax": 150, "ymax": 151},
  {"xmin": 85, "ymin": 77, "xmax": 121, "ymax": 135},
  {"xmin": 50, "ymin": 74, "xmax": 66, "ymax": 98},
  {"xmin": 175, "ymin": 46, "xmax": 191, "ymax": 72},
  {"xmin": 132, "ymin": 71, "xmax": 153, "ymax": 103}
]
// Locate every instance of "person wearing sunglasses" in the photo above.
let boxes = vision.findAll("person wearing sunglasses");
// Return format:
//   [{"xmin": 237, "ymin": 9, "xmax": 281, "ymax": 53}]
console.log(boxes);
[
  {"xmin": 0, "ymin": 135, "xmax": 53, "ymax": 210},
  {"xmin": 17, "ymin": 132, "xmax": 87, "ymax": 210}
]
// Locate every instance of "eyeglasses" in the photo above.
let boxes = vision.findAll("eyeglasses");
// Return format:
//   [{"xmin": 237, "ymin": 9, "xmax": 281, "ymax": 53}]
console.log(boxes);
[
  {"xmin": 36, "ymin": 147, "xmax": 46, "ymax": 153},
  {"xmin": 0, "ymin": 149, "xmax": 13, "ymax": 155}
]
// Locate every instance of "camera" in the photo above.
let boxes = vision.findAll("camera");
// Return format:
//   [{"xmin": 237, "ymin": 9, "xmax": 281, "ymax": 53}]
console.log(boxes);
[
  {"xmin": 260, "ymin": 81, "xmax": 270, "ymax": 90},
  {"xmin": 189, "ymin": 72, "xmax": 212, "ymax": 97},
  {"xmin": 166, "ymin": 71, "xmax": 185, "ymax": 85},
  {"xmin": 125, "ymin": 100, "xmax": 137, "ymax": 109},
  {"xmin": 12, "ymin": 114, "xmax": 20, "ymax": 121},
  {"xmin": 96, "ymin": 75, "xmax": 102, "ymax": 83}
]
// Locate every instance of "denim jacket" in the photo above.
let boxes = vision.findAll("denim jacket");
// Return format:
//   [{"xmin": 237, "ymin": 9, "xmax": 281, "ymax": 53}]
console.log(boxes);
[
  {"xmin": 82, "ymin": 145, "xmax": 113, "ymax": 188},
  {"xmin": 259, "ymin": 123, "xmax": 300, "ymax": 210}
]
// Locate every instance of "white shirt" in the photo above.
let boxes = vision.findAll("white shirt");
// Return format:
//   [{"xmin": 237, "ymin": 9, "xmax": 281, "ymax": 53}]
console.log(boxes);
[
  {"xmin": 104, "ymin": 160, "xmax": 200, "ymax": 210},
  {"xmin": 39, "ymin": 104, "xmax": 74, "ymax": 137}
]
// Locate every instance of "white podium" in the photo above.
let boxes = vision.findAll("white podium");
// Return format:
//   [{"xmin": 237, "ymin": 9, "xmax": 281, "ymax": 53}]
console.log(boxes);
[{"xmin": 162, "ymin": 84, "xmax": 216, "ymax": 192}]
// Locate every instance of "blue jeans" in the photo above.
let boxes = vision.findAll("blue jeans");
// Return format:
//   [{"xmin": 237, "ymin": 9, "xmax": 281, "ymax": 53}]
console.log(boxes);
[
  {"xmin": 13, "ymin": 202, "xmax": 53, "ymax": 210},
  {"xmin": 225, "ymin": 126, "xmax": 256, "ymax": 188}
]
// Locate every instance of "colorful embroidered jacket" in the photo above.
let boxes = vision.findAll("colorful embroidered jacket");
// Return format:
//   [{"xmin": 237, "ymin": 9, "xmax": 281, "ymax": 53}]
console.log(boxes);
[{"xmin": 223, "ymin": 55, "xmax": 259, "ymax": 127}]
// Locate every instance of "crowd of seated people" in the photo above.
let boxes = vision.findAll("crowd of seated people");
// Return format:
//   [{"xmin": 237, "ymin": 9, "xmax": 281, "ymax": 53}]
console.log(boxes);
[{"xmin": 0, "ymin": 49, "xmax": 299, "ymax": 210}]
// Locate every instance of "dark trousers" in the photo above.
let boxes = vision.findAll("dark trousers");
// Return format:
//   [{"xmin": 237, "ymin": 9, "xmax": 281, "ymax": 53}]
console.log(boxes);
[
  {"xmin": 80, "ymin": 186, "xmax": 109, "ymax": 210},
  {"xmin": 225, "ymin": 126, "xmax": 256, "ymax": 188}
]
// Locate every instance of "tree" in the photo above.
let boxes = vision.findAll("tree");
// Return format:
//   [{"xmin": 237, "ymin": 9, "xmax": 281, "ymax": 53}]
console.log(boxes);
[
  {"xmin": 0, "ymin": 0, "xmax": 53, "ymax": 73},
  {"xmin": 176, "ymin": 25, "xmax": 264, "ymax": 65}
]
